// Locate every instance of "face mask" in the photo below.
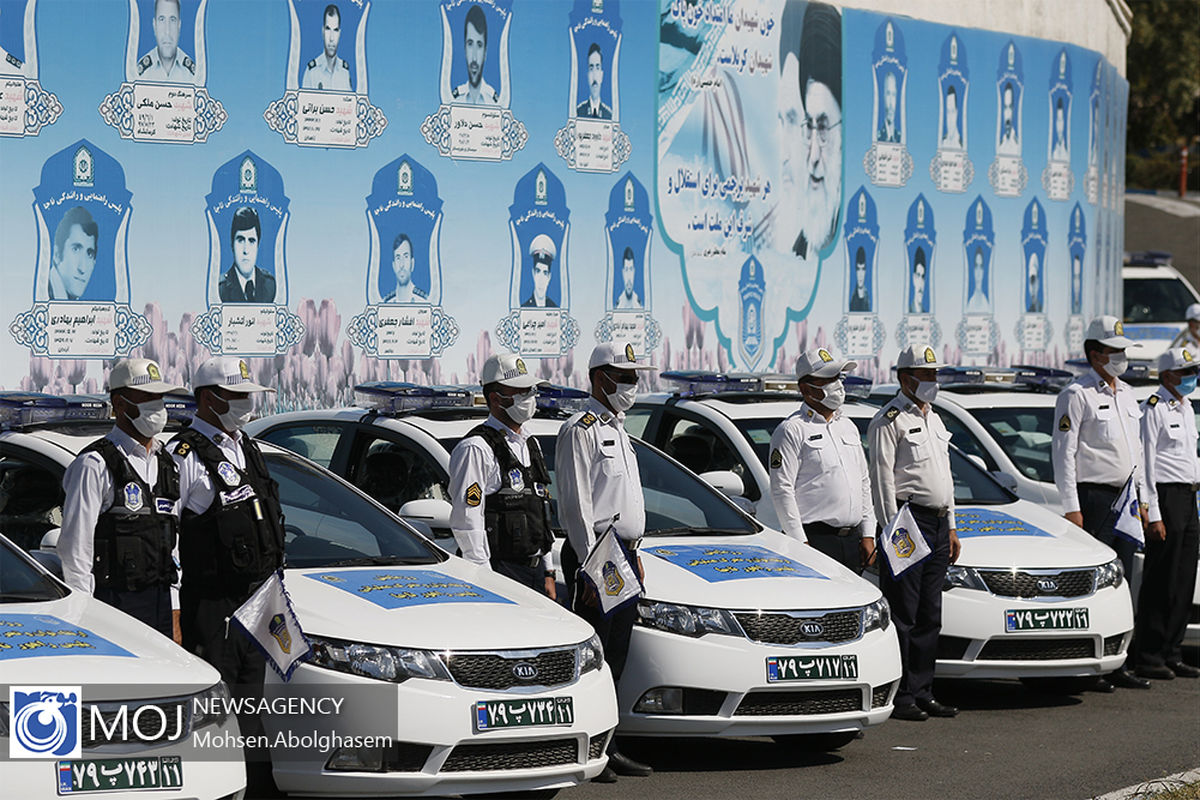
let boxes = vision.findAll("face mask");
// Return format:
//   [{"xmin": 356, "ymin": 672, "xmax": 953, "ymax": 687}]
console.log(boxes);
[
  {"xmin": 217, "ymin": 395, "xmax": 255, "ymax": 431},
  {"xmin": 605, "ymin": 376, "xmax": 639, "ymax": 413},
  {"xmin": 913, "ymin": 379, "xmax": 939, "ymax": 404},
  {"xmin": 817, "ymin": 380, "xmax": 845, "ymax": 410},
  {"xmin": 502, "ymin": 389, "xmax": 537, "ymax": 425},
  {"xmin": 1178, "ymin": 374, "xmax": 1198, "ymax": 397},
  {"xmin": 127, "ymin": 397, "xmax": 167, "ymax": 438},
  {"xmin": 1100, "ymin": 352, "xmax": 1128, "ymax": 379}
]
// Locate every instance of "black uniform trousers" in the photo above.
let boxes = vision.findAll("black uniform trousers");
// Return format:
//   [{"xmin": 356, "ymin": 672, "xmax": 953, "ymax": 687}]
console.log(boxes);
[
  {"xmin": 805, "ymin": 521, "xmax": 864, "ymax": 575},
  {"xmin": 95, "ymin": 584, "xmax": 172, "ymax": 638},
  {"xmin": 561, "ymin": 541, "xmax": 637, "ymax": 681},
  {"xmin": 1077, "ymin": 483, "xmax": 1139, "ymax": 579},
  {"xmin": 1135, "ymin": 484, "xmax": 1200, "ymax": 668},
  {"xmin": 490, "ymin": 557, "xmax": 547, "ymax": 595},
  {"xmin": 879, "ymin": 504, "xmax": 950, "ymax": 707}
]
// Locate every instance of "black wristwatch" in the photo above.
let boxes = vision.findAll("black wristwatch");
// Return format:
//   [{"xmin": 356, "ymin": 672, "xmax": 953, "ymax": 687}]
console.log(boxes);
[{"xmin": 544, "ymin": 569, "xmax": 557, "ymax": 579}]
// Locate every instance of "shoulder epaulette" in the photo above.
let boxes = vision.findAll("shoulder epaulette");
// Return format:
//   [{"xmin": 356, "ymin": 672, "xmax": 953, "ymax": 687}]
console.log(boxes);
[
  {"xmin": 6, "ymin": 53, "xmax": 21, "ymax": 69},
  {"xmin": 182, "ymin": 55, "xmax": 195, "ymax": 73},
  {"xmin": 1148, "ymin": 395, "xmax": 1159, "ymax": 407},
  {"xmin": 137, "ymin": 54, "xmax": 151, "ymax": 74},
  {"xmin": 308, "ymin": 58, "xmax": 317, "ymax": 69},
  {"xmin": 491, "ymin": 90, "xmax": 499, "ymax": 103},
  {"xmin": 172, "ymin": 440, "xmax": 192, "ymax": 457},
  {"xmin": 451, "ymin": 86, "xmax": 461, "ymax": 98},
  {"xmin": 578, "ymin": 412, "xmax": 597, "ymax": 429},
  {"xmin": 884, "ymin": 407, "xmax": 900, "ymax": 422},
  {"xmin": 341, "ymin": 58, "xmax": 349, "ymax": 70},
  {"xmin": 414, "ymin": 286, "xmax": 428, "ymax": 298}
]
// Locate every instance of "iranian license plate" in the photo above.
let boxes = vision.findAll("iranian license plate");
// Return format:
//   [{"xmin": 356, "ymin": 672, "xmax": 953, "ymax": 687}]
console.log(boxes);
[
  {"xmin": 766, "ymin": 654, "xmax": 859, "ymax": 682},
  {"xmin": 1005, "ymin": 607, "xmax": 1089, "ymax": 631},
  {"xmin": 473, "ymin": 697, "xmax": 575, "ymax": 731},
  {"xmin": 57, "ymin": 756, "xmax": 183, "ymax": 794}
]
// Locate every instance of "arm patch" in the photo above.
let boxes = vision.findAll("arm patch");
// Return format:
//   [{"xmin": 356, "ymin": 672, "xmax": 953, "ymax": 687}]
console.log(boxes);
[
  {"xmin": 1058, "ymin": 414, "xmax": 1071, "ymax": 432},
  {"xmin": 464, "ymin": 482, "xmax": 482, "ymax": 507},
  {"xmin": 770, "ymin": 448, "xmax": 783, "ymax": 469}
]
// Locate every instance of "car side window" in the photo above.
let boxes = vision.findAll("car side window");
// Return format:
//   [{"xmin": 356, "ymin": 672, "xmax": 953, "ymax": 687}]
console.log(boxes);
[
  {"xmin": 0, "ymin": 453, "xmax": 65, "ymax": 553},
  {"xmin": 657, "ymin": 411, "xmax": 761, "ymax": 501},
  {"xmin": 349, "ymin": 434, "xmax": 449, "ymax": 514},
  {"xmin": 934, "ymin": 410, "xmax": 997, "ymax": 471},
  {"xmin": 622, "ymin": 407, "xmax": 653, "ymax": 440},
  {"xmin": 257, "ymin": 423, "xmax": 347, "ymax": 469}
]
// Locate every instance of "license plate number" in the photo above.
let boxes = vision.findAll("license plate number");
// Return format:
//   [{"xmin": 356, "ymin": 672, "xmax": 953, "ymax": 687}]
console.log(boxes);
[
  {"xmin": 473, "ymin": 697, "xmax": 574, "ymax": 731},
  {"xmin": 766, "ymin": 654, "xmax": 859, "ymax": 682},
  {"xmin": 57, "ymin": 756, "xmax": 183, "ymax": 794},
  {"xmin": 1005, "ymin": 608, "xmax": 1089, "ymax": 631}
]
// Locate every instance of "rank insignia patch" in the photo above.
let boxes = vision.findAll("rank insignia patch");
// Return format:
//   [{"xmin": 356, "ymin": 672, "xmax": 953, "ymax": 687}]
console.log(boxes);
[
  {"xmin": 770, "ymin": 448, "xmax": 783, "ymax": 469},
  {"xmin": 465, "ymin": 482, "xmax": 482, "ymax": 507},
  {"xmin": 1058, "ymin": 414, "xmax": 1071, "ymax": 431}
]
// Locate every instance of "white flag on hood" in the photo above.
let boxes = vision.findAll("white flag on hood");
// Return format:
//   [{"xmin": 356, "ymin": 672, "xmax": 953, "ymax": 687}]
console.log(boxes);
[
  {"xmin": 1111, "ymin": 474, "xmax": 1145, "ymax": 548},
  {"xmin": 580, "ymin": 529, "xmax": 643, "ymax": 616},
  {"xmin": 881, "ymin": 503, "xmax": 933, "ymax": 577},
  {"xmin": 232, "ymin": 569, "xmax": 311, "ymax": 680}
]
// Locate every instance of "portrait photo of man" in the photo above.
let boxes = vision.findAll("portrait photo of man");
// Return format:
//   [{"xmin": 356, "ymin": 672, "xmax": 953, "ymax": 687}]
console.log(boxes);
[
  {"xmin": 998, "ymin": 81, "xmax": 1020, "ymax": 155},
  {"xmin": 576, "ymin": 42, "xmax": 612, "ymax": 119},
  {"xmin": 302, "ymin": 3, "xmax": 352, "ymax": 92},
  {"xmin": 877, "ymin": 70, "xmax": 900, "ymax": 143},
  {"xmin": 218, "ymin": 206, "xmax": 277, "ymax": 304},
  {"xmin": 452, "ymin": 4, "xmax": 497, "ymax": 105},
  {"xmin": 614, "ymin": 246, "xmax": 642, "ymax": 309},
  {"xmin": 136, "ymin": 0, "xmax": 195, "ymax": 84},
  {"xmin": 1025, "ymin": 251, "xmax": 1043, "ymax": 313},
  {"xmin": 522, "ymin": 234, "xmax": 558, "ymax": 308},
  {"xmin": 909, "ymin": 247, "xmax": 929, "ymax": 314},
  {"xmin": 941, "ymin": 84, "xmax": 962, "ymax": 149},
  {"xmin": 965, "ymin": 246, "xmax": 989, "ymax": 314},
  {"xmin": 47, "ymin": 206, "xmax": 98, "ymax": 302},
  {"xmin": 775, "ymin": 1, "xmax": 842, "ymax": 261},
  {"xmin": 849, "ymin": 246, "xmax": 871, "ymax": 312},
  {"xmin": 1050, "ymin": 96, "xmax": 1069, "ymax": 161},
  {"xmin": 382, "ymin": 233, "xmax": 428, "ymax": 304}
]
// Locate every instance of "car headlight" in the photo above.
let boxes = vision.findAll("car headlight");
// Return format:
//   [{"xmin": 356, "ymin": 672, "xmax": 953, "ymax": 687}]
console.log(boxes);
[
  {"xmin": 578, "ymin": 633, "xmax": 604, "ymax": 675},
  {"xmin": 309, "ymin": 636, "xmax": 452, "ymax": 683},
  {"xmin": 862, "ymin": 597, "xmax": 891, "ymax": 633},
  {"xmin": 190, "ymin": 681, "xmax": 232, "ymax": 730},
  {"xmin": 1094, "ymin": 558, "xmax": 1124, "ymax": 590},
  {"xmin": 943, "ymin": 565, "xmax": 988, "ymax": 592},
  {"xmin": 636, "ymin": 600, "xmax": 741, "ymax": 638}
]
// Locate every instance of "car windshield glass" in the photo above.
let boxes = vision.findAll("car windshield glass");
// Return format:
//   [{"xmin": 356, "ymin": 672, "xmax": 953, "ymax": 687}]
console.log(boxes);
[
  {"xmin": 968, "ymin": 406, "xmax": 1056, "ymax": 483},
  {"xmin": 265, "ymin": 451, "xmax": 444, "ymax": 569},
  {"xmin": 1124, "ymin": 277, "xmax": 1194, "ymax": 323},
  {"xmin": 732, "ymin": 419, "xmax": 782, "ymax": 468},
  {"xmin": 0, "ymin": 536, "xmax": 67, "ymax": 603},
  {"xmin": 439, "ymin": 435, "xmax": 759, "ymax": 537}
]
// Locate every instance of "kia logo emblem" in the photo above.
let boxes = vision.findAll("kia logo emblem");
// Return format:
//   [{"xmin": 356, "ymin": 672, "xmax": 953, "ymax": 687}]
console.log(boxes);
[
  {"xmin": 512, "ymin": 662, "xmax": 538, "ymax": 681},
  {"xmin": 1036, "ymin": 578, "xmax": 1058, "ymax": 592},
  {"xmin": 800, "ymin": 621, "xmax": 824, "ymax": 637}
]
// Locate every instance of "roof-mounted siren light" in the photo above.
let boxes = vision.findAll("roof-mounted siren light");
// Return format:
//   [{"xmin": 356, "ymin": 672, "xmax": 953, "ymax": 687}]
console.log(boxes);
[
  {"xmin": 659, "ymin": 371, "xmax": 759, "ymax": 397},
  {"xmin": 0, "ymin": 392, "xmax": 69, "ymax": 428},
  {"xmin": 61, "ymin": 394, "xmax": 113, "ymax": 421},
  {"xmin": 536, "ymin": 384, "xmax": 591, "ymax": 415},
  {"xmin": 353, "ymin": 382, "xmax": 474, "ymax": 414}
]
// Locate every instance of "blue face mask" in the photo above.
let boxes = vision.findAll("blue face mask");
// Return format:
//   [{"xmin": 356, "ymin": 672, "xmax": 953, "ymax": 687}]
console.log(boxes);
[{"xmin": 1179, "ymin": 374, "xmax": 1198, "ymax": 397}]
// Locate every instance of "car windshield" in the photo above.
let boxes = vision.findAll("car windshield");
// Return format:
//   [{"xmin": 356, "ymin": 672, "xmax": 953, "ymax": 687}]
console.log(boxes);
[
  {"xmin": 732, "ymin": 419, "xmax": 781, "ymax": 467},
  {"xmin": 265, "ymin": 451, "xmax": 445, "ymax": 569},
  {"xmin": 0, "ymin": 536, "xmax": 68, "ymax": 603},
  {"xmin": 967, "ymin": 406, "xmax": 1056, "ymax": 482},
  {"xmin": 439, "ymin": 435, "xmax": 759, "ymax": 537},
  {"xmin": 1124, "ymin": 277, "xmax": 1194, "ymax": 323}
]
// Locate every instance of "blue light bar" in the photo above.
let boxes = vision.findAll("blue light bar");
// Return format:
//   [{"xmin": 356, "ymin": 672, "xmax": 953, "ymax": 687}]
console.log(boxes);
[
  {"xmin": 61, "ymin": 394, "xmax": 112, "ymax": 421},
  {"xmin": 1009, "ymin": 365, "xmax": 1073, "ymax": 391},
  {"xmin": 844, "ymin": 374, "xmax": 873, "ymax": 399},
  {"xmin": 0, "ymin": 392, "xmax": 69, "ymax": 428},
  {"xmin": 354, "ymin": 382, "xmax": 474, "ymax": 414},
  {"xmin": 536, "ymin": 385, "xmax": 590, "ymax": 415},
  {"xmin": 163, "ymin": 392, "xmax": 197, "ymax": 422},
  {"xmin": 660, "ymin": 370, "xmax": 761, "ymax": 396}
]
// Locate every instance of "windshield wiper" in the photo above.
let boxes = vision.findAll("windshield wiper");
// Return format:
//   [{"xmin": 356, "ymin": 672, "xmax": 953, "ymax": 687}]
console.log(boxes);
[
  {"xmin": 319, "ymin": 555, "xmax": 440, "ymax": 567},
  {"xmin": 0, "ymin": 591, "xmax": 61, "ymax": 603},
  {"xmin": 644, "ymin": 526, "xmax": 755, "ymax": 537}
]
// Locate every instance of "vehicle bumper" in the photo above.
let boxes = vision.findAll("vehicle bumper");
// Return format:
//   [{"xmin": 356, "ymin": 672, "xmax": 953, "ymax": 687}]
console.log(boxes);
[
  {"xmin": 263, "ymin": 663, "xmax": 617, "ymax": 797},
  {"xmin": 616, "ymin": 625, "xmax": 900, "ymax": 737},
  {"xmin": 936, "ymin": 584, "xmax": 1133, "ymax": 679}
]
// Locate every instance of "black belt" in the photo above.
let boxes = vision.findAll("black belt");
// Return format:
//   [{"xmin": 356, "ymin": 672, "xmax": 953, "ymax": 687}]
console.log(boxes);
[
  {"xmin": 905, "ymin": 501, "xmax": 949, "ymax": 518},
  {"xmin": 806, "ymin": 521, "xmax": 858, "ymax": 538},
  {"xmin": 1157, "ymin": 482, "xmax": 1200, "ymax": 491},
  {"xmin": 497, "ymin": 555, "xmax": 543, "ymax": 568},
  {"xmin": 1077, "ymin": 482, "xmax": 1123, "ymax": 493}
]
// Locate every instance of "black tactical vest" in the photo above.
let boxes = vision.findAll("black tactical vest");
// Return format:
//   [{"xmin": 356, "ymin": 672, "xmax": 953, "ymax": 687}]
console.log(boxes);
[
  {"xmin": 170, "ymin": 425, "xmax": 285, "ymax": 598},
  {"xmin": 467, "ymin": 424, "xmax": 554, "ymax": 562},
  {"xmin": 80, "ymin": 437, "xmax": 179, "ymax": 592}
]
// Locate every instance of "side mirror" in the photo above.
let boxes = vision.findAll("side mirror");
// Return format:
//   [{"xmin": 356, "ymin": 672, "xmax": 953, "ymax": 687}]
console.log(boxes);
[
  {"xmin": 967, "ymin": 454, "xmax": 987, "ymax": 471},
  {"xmin": 398, "ymin": 499, "xmax": 454, "ymax": 538},
  {"xmin": 990, "ymin": 471, "xmax": 1019, "ymax": 492},
  {"xmin": 40, "ymin": 528, "xmax": 61, "ymax": 550},
  {"xmin": 699, "ymin": 470, "xmax": 745, "ymax": 498}
]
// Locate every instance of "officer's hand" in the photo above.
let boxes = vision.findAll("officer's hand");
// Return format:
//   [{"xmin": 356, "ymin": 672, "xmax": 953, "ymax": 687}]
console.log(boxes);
[
  {"xmin": 637, "ymin": 555, "xmax": 645, "ymax": 582},
  {"xmin": 544, "ymin": 575, "xmax": 558, "ymax": 601},
  {"xmin": 948, "ymin": 529, "xmax": 961, "ymax": 564},
  {"xmin": 579, "ymin": 579, "xmax": 599, "ymax": 608},
  {"xmin": 1147, "ymin": 521, "xmax": 1167, "ymax": 543},
  {"xmin": 172, "ymin": 610, "xmax": 182, "ymax": 645},
  {"xmin": 859, "ymin": 537, "xmax": 876, "ymax": 569},
  {"xmin": 1064, "ymin": 511, "xmax": 1084, "ymax": 529}
]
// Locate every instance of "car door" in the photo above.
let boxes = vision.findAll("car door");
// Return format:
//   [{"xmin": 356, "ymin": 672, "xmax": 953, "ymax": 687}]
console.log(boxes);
[
  {"xmin": 0, "ymin": 445, "xmax": 66, "ymax": 567},
  {"xmin": 342, "ymin": 425, "xmax": 453, "ymax": 543}
]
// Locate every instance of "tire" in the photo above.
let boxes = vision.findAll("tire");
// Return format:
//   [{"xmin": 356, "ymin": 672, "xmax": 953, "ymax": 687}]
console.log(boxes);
[
  {"xmin": 772, "ymin": 731, "xmax": 859, "ymax": 751},
  {"xmin": 1020, "ymin": 676, "xmax": 1096, "ymax": 694}
]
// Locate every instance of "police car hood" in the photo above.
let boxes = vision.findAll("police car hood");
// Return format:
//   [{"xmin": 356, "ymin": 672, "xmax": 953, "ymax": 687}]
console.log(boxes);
[
  {"xmin": 0, "ymin": 593, "xmax": 221, "ymax": 699},
  {"xmin": 284, "ymin": 560, "xmax": 594, "ymax": 651},
  {"xmin": 954, "ymin": 501, "xmax": 1118, "ymax": 570},
  {"xmin": 639, "ymin": 530, "xmax": 881, "ymax": 610}
]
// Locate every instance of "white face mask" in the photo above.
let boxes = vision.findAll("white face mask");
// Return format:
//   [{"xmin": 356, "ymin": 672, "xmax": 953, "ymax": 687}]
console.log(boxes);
[
  {"xmin": 502, "ymin": 389, "xmax": 537, "ymax": 425},
  {"xmin": 815, "ymin": 380, "xmax": 845, "ymax": 410},
  {"xmin": 127, "ymin": 397, "xmax": 167, "ymax": 438},
  {"xmin": 1100, "ymin": 352, "xmax": 1127, "ymax": 379},
  {"xmin": 605, "ymin": 378, "xmax": 639, "ymax": 413},
  {"xmin": 217, "ymin": 395, "xmax": 255, "ymax": 431},
  {"xmin": 913, "ymin": 378, "xmax": 939, "ymax": 404}
]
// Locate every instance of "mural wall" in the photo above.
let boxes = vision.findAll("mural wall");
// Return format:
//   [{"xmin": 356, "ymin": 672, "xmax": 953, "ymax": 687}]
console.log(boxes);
[{"xmin": 0, "ymin": 0, "xmax": 1128, "ymax": 404}]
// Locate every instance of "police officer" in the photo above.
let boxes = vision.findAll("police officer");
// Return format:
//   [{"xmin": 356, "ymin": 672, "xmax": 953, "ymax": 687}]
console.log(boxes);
[
  {"xmin": 301, "ymin": 3, "xmax": 352, "ymax": 91},
  {"xmin": 1169, "ymin": 303, "xmax": 1200, "ymax": 351},
  {"xmin": 1134, "ymin": 348, "xmax": 1200, "ymax": 680},
  {"xmin": 1052, "ymin": 315, "xmax": 1151, "ymax": 690},
  {"xmin": 769, "ymin": 347, "xmax": 875, "ymax": 574},
  {"xmin": 868, "ymin": 345, "xmax": 961, "ymax": 721},
  {"xmin": 556, "ymin": 341, "xmax": 655, "ymax": 781},
  {"xmin": 60, "ymin": 358, "xmax": 182, "ymax": 639},
  {"xmin": 448, "ymin": 353, "xmax": 556, "ymax": 598},
  {"xmin": 136, "ymin": 0, "xmax": 196, "ymax": 84}
]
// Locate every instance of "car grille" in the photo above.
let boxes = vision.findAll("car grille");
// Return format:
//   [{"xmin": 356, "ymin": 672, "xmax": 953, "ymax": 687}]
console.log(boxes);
[
  {"xmin": 82, "ymin": 698, "xmax": 191, "ymax": 749},
  {"xmin": 734, "ymin": 689, "xmax": 862, "ymax": 716},
  {"xmin": 871, "ymin": 684, "xmax": 893, "ymax": 709},
  {"xmin": 442, "ymin": 648, "xmax": 576, "ymax": 690},
  {"xmin": 441, "ymin": 738, "xmax": 578, "ymax": 772},
  {"xmin": 977, "ymin": 638, "xmax": 1094, "ymax": 661},
  {"xmin": 588, "ymin": 731, "xmax": 611, "ymax": 761},
  {"xmin": 937, "ymin": 636, "xmax": 972, "ymax": 661},
  {"xmin": 734, "ymin": 609, "xmax": 862, "ymax": 645},
  {"xmin": 1103, "ymin": 634, "xmax": 1125, "ymax": 656},
  {"xmin": 978, "ymin": 569, "xmax": 1095, "ymax": 598}
]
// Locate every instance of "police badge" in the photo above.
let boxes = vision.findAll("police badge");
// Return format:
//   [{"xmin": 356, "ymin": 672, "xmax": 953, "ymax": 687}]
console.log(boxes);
[
  {"xmin": 891, "ymin": 526, "xmax": 916, "ymax": 558},
  {"xmin": 602, "ymin": 560, "xmax": 625, "ymax": 596},
  {"xmin": 507, "ymin": 468, "xmax": 525, "ymax": 491},
  {"xmin": 123, "ymin": 482, "xmax": 143, "ymax": 511},
  {"xmin": 269, "ymin": 613, "xmax": 292, "ymax": 654},
  {"xmin": 217, "ymin": 461, "xmax": 241, "ymax": 487}
]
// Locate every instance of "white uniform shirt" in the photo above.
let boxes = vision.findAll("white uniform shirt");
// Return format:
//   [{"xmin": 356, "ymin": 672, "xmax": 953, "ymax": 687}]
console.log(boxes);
[
  {"xmin": 137, "ymin": 47, "xmax": 195, "ymax": 83},
  {"xmin": 173, "ymin": 417, "xmax": 248, "ymax": 515},
  {"xmin": 555, "ymin": 397, "xmax": 645, "ymax": 560},
  {"xmin": 1141, "ymin": 387, "xmax": 1200, "ymax": 524},
  {"xmin": 867, "ymin": 394, "xmax": 957, "ymax": 529},
  {"xmin": 768, "ymin": 403, "xmax": 875, "ymax": 542},
  {"xmin": 59, "ymin": 427, "xmax": 176, "ymax": 598},
  {"xmin": 301, "ymin": 54, "xmax": 351, "ymax": 91},
  {"xmin": 1052, "ymin": 370, "xmax": 1148, "ymax": 515},
  {"xmin": 448, "ymin": 415, "xmax": 551, "ymax": 570}
]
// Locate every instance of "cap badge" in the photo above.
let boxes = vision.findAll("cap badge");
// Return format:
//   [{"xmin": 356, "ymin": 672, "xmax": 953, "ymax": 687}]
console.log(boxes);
[
  {"xmin": 924, "ymin": 347, "xmax": 936, "ymax": 363},
  {"xmin": 239, "ymin": 360, "xmax": 251, "ymax": 380},
  {"xmin": 515, "ymin": 358, "xmax": 527, "ymax": 375},
  {"xmin": 147, "ymin": 363, "xmax": 161, "ymax": 381},
  {"xmin": 1113, "ymin": 321, "xmax": 1123, "ymax": 335},
  {"xmin": 1184, "ymin": 350, "xmax": 1194, "ymax": 363},
  {"xmin": 818, "ymin": 349, "xmax": 833, "ymax": 363},
  {"xmin": 625, "ymin": 343, "xmax": 636, "ymax": 362}
]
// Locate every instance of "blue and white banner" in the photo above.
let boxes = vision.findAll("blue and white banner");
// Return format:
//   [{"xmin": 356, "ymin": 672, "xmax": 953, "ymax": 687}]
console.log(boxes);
[
  {"xmin": 880, "ymin": 503, "xmax": 932, "ymax": 577},
  {"xmin": 1111, "ymin": 474, "xmax": 1144, "ymax": 548},
  {"xmin": 580, "ymin": 528, "xmax": 641, "ymax": 616},
  {"xmin": 231, "ymin": 570, "xmax": 311, "ymax": 681}
]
